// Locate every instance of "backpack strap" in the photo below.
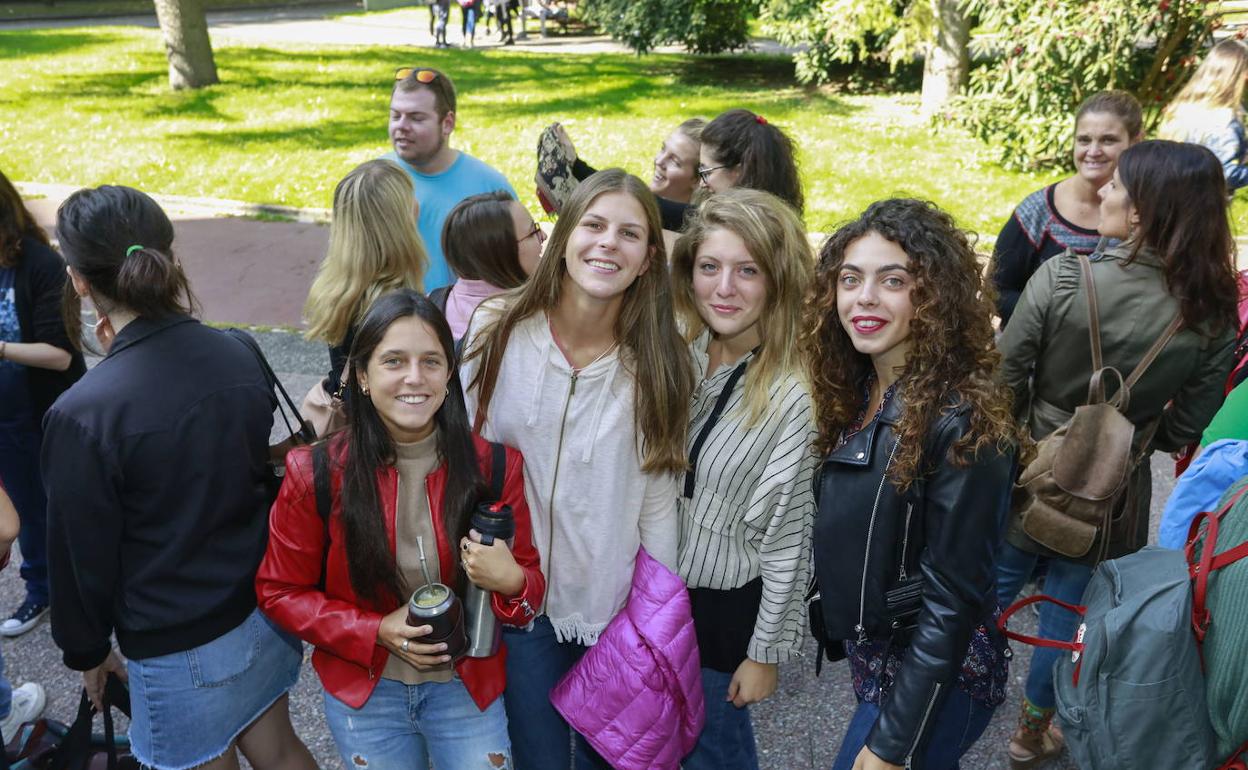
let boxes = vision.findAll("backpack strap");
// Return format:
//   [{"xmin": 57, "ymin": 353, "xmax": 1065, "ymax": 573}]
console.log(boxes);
[
  {"xmin": 490, "ymin": 441, "xmax": 506, "ymax": 502},
  {"xmin": 429, "ymin": 285, "xmax": 452, "ymax": 314},
  {"xmin": 1124, "ymin": 314, "xmax": 1184, "ymax": 391},
  {"xmin": 1077, "ymin": 253, "xmax": 1105, "ymax": 377},
  {"xmin": 1186, "ymin": 484, "xmax": 1248, "ymax": 658},
  {"xmin": 312, "ymin": 442, "xmax": 332, "ymax": 590},
  {"xmin": 1217, "ymin": 738, "xmax": 1248, "ymax": 770},
  {"xmin": 225, "ymin": 328, "xmax": 316, "ymax": 444},
  {"xmin": 997, "ymin": 593, "xmax": 1087, "ymax": 652}
]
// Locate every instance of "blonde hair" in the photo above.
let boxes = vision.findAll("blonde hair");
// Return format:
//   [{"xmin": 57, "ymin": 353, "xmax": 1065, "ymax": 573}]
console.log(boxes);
[
  {"xmin": 672, "ymin": 188, "xmax": 813, "ymax": 426},
  {"xmin": 304, "ymin": 160, "xmax": 428, "ymax": 345},
  {"xmin": 1161, "ymin": 41, "xmax": 1248, "ymax": 140},
  {"xmin": 465, "ymin": 169, "xmax": 694, "ymax": 473}
]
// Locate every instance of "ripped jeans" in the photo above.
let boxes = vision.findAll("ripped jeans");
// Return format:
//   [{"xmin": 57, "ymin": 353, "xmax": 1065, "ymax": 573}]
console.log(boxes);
[{"xmin": 323, "ymin": 676, "xmax": 511, "ymax": 769}]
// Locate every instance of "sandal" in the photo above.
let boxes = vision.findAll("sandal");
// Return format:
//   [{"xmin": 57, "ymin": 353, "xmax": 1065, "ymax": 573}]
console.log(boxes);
[{"xmin": 1008, "ymin": 723, "xmax": 1064, "ymax": 769}]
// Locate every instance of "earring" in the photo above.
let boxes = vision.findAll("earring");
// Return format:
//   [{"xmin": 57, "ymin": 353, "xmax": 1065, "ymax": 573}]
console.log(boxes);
[{"xmin": 444, "ymin": 387, "xmax": 449, "ymax": 397}]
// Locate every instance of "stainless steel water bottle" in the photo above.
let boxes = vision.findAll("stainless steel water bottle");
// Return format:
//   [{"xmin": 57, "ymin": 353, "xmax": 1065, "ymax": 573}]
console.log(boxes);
[{"xmin": 463, "ymin": 501, "xmax": 515, "ymax": 658}]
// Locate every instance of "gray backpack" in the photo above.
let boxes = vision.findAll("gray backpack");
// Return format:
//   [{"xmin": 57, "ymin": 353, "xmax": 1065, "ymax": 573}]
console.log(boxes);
[{"xmin": 999, "ymin": 485, "xmax": 1248, "ymax": 769}]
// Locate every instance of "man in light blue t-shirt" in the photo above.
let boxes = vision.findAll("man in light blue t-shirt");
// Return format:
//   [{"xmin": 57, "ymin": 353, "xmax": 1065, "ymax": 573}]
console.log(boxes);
[{"xmin": 385, "ymin": 66, "xmax": 516, "ymax": 290}]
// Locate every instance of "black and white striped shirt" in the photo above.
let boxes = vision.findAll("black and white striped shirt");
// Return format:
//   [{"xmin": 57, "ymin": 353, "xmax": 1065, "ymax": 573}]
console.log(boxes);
[{"xmin": 676, "ymin": 333, "xmax": 819, "ymax": 665}]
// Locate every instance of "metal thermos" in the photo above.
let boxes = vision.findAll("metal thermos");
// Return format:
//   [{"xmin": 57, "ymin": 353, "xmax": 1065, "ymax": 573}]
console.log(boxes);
[
  {"xmin": 464, "ymin": 501, "xmax": 515, "ymax": 658},
  {"xmin": 407, "ymin": 537, "xmax": 467, "ymax": 661}
]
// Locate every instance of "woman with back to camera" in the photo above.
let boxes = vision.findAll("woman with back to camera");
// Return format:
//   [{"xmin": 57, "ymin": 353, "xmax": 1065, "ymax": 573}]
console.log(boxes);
[
  {"xmin": 461, "ymin": 168, "xmax": 694, "ymax": 769},
  {"xmin": 697, "ymin": 109, "xmax": 804, "ymax": 217},
  {"xmin": 0, "ymin": 169, "xmax": 84, "ymax": 641},
  {"xmin": 996, "ymin": 139, "xmax": 1238, "ymax": 768},
  {"xmin": 804, "ymin": 198, "xmax": 1019, "ymax": 770},
  {"xmin": 433, "ymin": 190, "xmax": 544, "ymax": 340},
  {"xmin": 670, "ymin": 188, "xmax": 818, "ymax": 770},
  {"xmin": 257, "ymin": 289, "xmax": 544, "ymax": 768},
  {"xmin": 303, "ymin": 159, "xmax": 428, "ymax": 436},
  {"xmin": 42, "ymin": 185, "xmax": 316, "ymax": 770},
  {"xmin": 992, "ymin": 91, "xmax": 1143, "ymax": 325},
  {"xmin": 1160, "ymin": 39, "xmax": 1248, "ymax": 192}
]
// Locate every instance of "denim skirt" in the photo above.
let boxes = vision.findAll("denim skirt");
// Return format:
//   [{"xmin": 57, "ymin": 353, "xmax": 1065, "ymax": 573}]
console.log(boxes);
[{"xmin": 126, "ymin": 608, "xmax": 303, "ymax": 770}]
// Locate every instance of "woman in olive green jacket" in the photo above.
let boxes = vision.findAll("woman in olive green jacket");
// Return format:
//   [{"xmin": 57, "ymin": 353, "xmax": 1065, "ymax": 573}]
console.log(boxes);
[{"xmin": 995, "ymin": 140, "xmax": 1239, "ymax": 769}]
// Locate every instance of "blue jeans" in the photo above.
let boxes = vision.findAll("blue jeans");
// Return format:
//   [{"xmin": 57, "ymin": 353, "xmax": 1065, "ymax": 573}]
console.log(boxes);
[
  {"xmin": 831, "ymin": 686, "xmax": 995, "ymax": 770},
  {"xmin": 995, "ymin": 541, "xmax": 1093, "ymax": 709},
  {"xmin": 323, "ymin": 676, "xmax": 511, "ymax": 770},
  {"xmin": 0, "ymin": 645, "xmax": 11, "ymax": 719},
  {"xmin": 501, "ymin": 616, "xmax": 608, "ymax": 770},
  {"xmin": 0, "ymin": 422, "xmax": 48, "ymax": 605},
  {"xmin": 682, "ymin": 666, "xmax": 758, "ymax": 770}
]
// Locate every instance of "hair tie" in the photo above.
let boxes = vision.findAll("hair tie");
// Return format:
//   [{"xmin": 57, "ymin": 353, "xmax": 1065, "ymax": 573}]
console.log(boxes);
[
  {"xmin": 126, "ymin": 244, "xmax": 144, "ymax": 257},
  {"xmin": 755, "ymin": 114, "xmax": 768, "ymax": 125}
]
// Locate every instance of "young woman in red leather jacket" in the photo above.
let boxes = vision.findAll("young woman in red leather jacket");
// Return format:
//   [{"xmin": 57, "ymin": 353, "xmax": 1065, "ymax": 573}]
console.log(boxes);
[
  {"xmin": 803, "ymin": 199, "xmax": 1022, "ymax": 770},
  {"xmin": 257, "ymin": 289, "xmax": 544, "ymax": 768}
]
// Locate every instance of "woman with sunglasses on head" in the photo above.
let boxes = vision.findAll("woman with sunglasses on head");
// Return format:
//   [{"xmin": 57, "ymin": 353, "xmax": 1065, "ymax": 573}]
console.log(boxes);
[
  {"xmin": 670, "ymin": 188, "xmax": 818, "ymax": 770},
  {"xmin": 548, "ymin": 119, "xmax": 706, "ymax": 231},
  {"xmin": 461, "ymin": 168, "xmax": 695, "ymax": 769},
  {"xmin": 42, "ymin": 185, "xmax": 316, "ymax": 770},
  {"xmin": 0, "ymin": 169, "xmax": 84, "ymax": 641},
  {"xmin": 992, "ymin": 91, "xmax": 1143, "ymax": 326},
  {"xmin": 258, "ymin": 289, "xmax": 544, "ymax": 769},
  {"xmin": 303, "ymin": 159, "xmax": 429, "ymax": 436},
  {"xmin": 697, "ymin": 109, "xmax": 804, "ymax": 217},
  {"xmin": 804, "ymin": 198, "xmax": 1019, "ymax": 770},
  {"xmin": 433, "ymin": 191, "xmax": 544, "ymax": 342},
  {"xmin": 996, "ymin": 140, "xmax": 1238, "ymax": 768}
]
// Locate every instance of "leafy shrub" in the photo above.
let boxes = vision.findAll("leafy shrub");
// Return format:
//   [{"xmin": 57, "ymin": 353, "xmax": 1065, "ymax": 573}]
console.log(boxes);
[{"xmin": 581, "ymin": 0, "xmax": 759, "ymax": 54}]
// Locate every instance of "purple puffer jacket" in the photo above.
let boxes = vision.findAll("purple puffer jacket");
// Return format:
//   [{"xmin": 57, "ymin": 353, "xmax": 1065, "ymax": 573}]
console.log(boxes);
[{"xmin": 550, "ymin": 547, "xmax": 705, "ymax": 770}]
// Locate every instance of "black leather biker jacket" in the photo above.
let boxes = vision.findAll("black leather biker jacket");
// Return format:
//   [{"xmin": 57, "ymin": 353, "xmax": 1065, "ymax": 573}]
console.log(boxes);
[{"xmin": 813, "ymin": 390, "xmax": 1015, "ymax": 767}]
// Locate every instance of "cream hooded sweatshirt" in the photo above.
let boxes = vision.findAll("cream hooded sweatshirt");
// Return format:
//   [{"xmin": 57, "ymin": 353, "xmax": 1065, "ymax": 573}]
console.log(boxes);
[{"xmin": 461, "ymin": 301, "xmax": 679, "ymax": 646}]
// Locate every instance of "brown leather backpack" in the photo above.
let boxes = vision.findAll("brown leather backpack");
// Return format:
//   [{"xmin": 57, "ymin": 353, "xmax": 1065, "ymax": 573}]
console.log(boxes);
[{"xmin": 1015, "ymin": 253, "xmax": 1182, "ymax": 560}]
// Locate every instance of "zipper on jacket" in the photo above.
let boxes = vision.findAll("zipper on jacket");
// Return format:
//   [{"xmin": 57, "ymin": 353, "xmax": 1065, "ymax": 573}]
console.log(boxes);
[
  {"xmin": 855, "ymin": 439, "xmax": 901, "ymax": 643},
  {"xmin": 905, "ymin": 683, "xmax": 942, "ymax": 769},
  {"xmin": 543, "ymin": 371, "xmax": 578, "ymax": 600},
  {"xmin": 898, "ymin": 502, "xmax": 914, "ymax": 582}
]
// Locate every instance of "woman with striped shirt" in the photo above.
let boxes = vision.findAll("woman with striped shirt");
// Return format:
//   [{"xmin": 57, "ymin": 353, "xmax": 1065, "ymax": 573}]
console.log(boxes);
[{"xmin": 670, "ymin": 188, "xmax": 818, "ymax": 770}]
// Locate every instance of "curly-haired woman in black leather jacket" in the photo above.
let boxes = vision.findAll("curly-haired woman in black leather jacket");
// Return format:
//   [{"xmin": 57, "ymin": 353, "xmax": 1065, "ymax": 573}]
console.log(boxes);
[{"xmin": 802, "ymin": 198, "xmax": 1023, "ymax": 770}]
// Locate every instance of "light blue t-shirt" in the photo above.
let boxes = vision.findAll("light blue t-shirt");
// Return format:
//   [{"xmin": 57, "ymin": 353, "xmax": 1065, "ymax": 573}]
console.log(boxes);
[{"xmin": 385, "ymin": 150, "xmax": 516, "ymax": 290}]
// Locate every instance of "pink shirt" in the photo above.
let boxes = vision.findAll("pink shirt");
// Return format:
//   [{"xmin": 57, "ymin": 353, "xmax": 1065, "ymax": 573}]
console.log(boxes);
[{"xmin": 444, "ymin": 278, "xmax": 504, "ymax": 339}]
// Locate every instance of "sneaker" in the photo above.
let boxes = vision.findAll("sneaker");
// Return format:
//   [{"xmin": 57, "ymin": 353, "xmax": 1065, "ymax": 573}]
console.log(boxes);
[
  {"xmin": 0, "ymin": 683, "xmax": 46, "ymax": 744},
  {"xmin": 0, "ymin": 601, "xmax": 48, "ymax": 638}
]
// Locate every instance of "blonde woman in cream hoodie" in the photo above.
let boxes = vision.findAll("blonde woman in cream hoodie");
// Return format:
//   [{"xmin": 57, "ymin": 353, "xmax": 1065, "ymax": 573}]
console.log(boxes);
[{"xmin": 461, "ymin": 168, "xmax": 694, "ymax": 770}]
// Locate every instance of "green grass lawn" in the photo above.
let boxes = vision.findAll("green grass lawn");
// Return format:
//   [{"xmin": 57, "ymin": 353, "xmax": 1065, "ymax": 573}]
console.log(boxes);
[{"xmin": 3, "ymin": 25, "xmax": 1244, "ymax": 240}]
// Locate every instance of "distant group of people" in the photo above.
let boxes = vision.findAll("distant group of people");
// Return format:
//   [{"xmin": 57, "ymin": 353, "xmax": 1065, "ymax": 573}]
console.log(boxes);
[
  {"xmin": 428, "ymin": 0, "xmax": 566, "ymax": 48},
  {"xmin": 2, "ymin": 35, "xmax": 1248, "ymax": 770}
]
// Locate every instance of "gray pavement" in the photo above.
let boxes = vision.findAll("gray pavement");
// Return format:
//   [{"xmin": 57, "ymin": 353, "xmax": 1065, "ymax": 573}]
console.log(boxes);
[{"xmin": 0, "ymin": 318, "xmax": 1169, "ymax": 770}]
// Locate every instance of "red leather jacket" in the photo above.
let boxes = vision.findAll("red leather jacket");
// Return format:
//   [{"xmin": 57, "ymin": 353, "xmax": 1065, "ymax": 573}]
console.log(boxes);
[{"xmin": 256, "ymin": 434, "xmax": 544, "ymax": 710}]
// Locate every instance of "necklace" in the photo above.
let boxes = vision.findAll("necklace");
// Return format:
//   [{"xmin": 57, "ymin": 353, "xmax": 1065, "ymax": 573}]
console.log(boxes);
[{"xmin": 547, "ymin": 315, "xmax": 617, "ymax": 372}]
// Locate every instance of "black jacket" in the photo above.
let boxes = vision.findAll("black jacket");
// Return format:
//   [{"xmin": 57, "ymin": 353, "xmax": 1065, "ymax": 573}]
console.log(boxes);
[
  {"xmin": 41, "ymin": 315, "xmax": 275, "ymax": 670},
  {"xmin": 813, "ymin": 391, "xmax": 1014, "ymax": 767},
  {"xmin": 12, "ymin": 236, "xmax": 86, "ymax": 422}
]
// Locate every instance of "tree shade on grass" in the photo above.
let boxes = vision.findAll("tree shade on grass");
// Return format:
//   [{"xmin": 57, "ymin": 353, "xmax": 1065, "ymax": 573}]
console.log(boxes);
[{"xmin": 4, "ymin": 26, "xmax": 1246, "ymax": 238}]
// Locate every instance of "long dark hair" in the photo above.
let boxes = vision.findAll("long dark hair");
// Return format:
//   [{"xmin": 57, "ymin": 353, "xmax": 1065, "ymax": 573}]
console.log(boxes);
[
  {"xmin": 700, "ymin": 109, "xmax": 804, "ymax": 215},
  {"xmin": 1117, "ymin": 140, "xmax": 1238, "ymax": 335},
  {"xmin": 336, "ymin": 289, "xmax": 485, "ymax": 604},
  {"xmin": 0, "ymin": 169, "xmax": 50, "ymax": 268},
  {"xmin": 56, "ymin": 185, "xmax": 199, "ymax": 346},
  {"xmin": 442, "ymin": 190, "xmax": 527, "ymax": 289},
  {"xmin": 801, "ymin": 198, "xmax": 1022, "ymax": 490}
]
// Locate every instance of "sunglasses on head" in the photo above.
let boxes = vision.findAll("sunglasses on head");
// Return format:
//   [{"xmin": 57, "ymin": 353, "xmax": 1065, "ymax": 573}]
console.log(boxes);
[{"xmin": 394, "ymin": 67, "xmax": 439, "ymax": 83}]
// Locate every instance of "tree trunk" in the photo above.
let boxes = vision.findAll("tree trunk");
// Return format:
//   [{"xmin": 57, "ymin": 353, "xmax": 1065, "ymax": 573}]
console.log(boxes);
[
  {"xmin": 919, "ymin": 0, "xmax": 970, "ymax": 118},
  {"xmin": 152, "ymin": 0, "xmax": 218, "ymax": 90}
]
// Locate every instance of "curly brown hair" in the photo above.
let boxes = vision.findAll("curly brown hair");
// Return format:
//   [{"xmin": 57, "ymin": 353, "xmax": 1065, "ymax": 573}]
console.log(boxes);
[{"xmin": 801, "ymin": 198, "xmax": 1023, "ymax": 490}]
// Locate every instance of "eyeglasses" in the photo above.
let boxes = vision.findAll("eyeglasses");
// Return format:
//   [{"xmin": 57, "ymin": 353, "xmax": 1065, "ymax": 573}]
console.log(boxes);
[
  {"xmin": 696, "ymin": 164, "xmax": 728, "ymax": 184},
  {"xmin": 394, "ymin": 67, "xmax": 439, "ymax": 83},
  {"xmin": 517, "ymin": 222, "xmax": 545, "ymax": 243}
]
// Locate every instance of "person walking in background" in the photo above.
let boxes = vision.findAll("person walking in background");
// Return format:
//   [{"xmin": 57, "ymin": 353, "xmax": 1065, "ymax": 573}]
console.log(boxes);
[
  {"xmin": 461, "ymin": 169, "xmax": 694, "ymax": 769},
  {"xmin": 991, "ymin": 91, "xmax": 1143, "ymax": 325},
  {"xmin": 459, "ymin": 0, "xmax": 480, "ymax": 47},
  {"xmin": 804, "ymin": 198, "xmax": 1019, "ymax": 770},
  {"xmin": 386, "ymin": 67, "xmax": 516, "ymax": 290},
  {"xmin": 996, "ymin": 140, "xmax": 1238, "ymax": 768},
  {"xmin": 43, "ymin": 186, "xmax": 316, "ymax": 770},
  {"xmin": 0, "ymin": 169, "xmax": 85, "ymax": 639},
  {"xmin": 302, "ymin": 159, "xmax": 428, "ymax": 437},
  {"xmin": 697, "ymin": 109, "xmax": 805, "ymax": 217},
  {"xmin": 1160, "ymin": 39, "xmax": 1248, "ymax": 192},
  {"xmin": 669, "ymin": 188, "xmax": 818, "ymax": 770},
  {"xmin": 434, "ymin": 190, "xmax": 544, "ymax": 340},
  {"xmin": 258, "ymin": 290, "xmax": 543, "ymax": 769}
]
